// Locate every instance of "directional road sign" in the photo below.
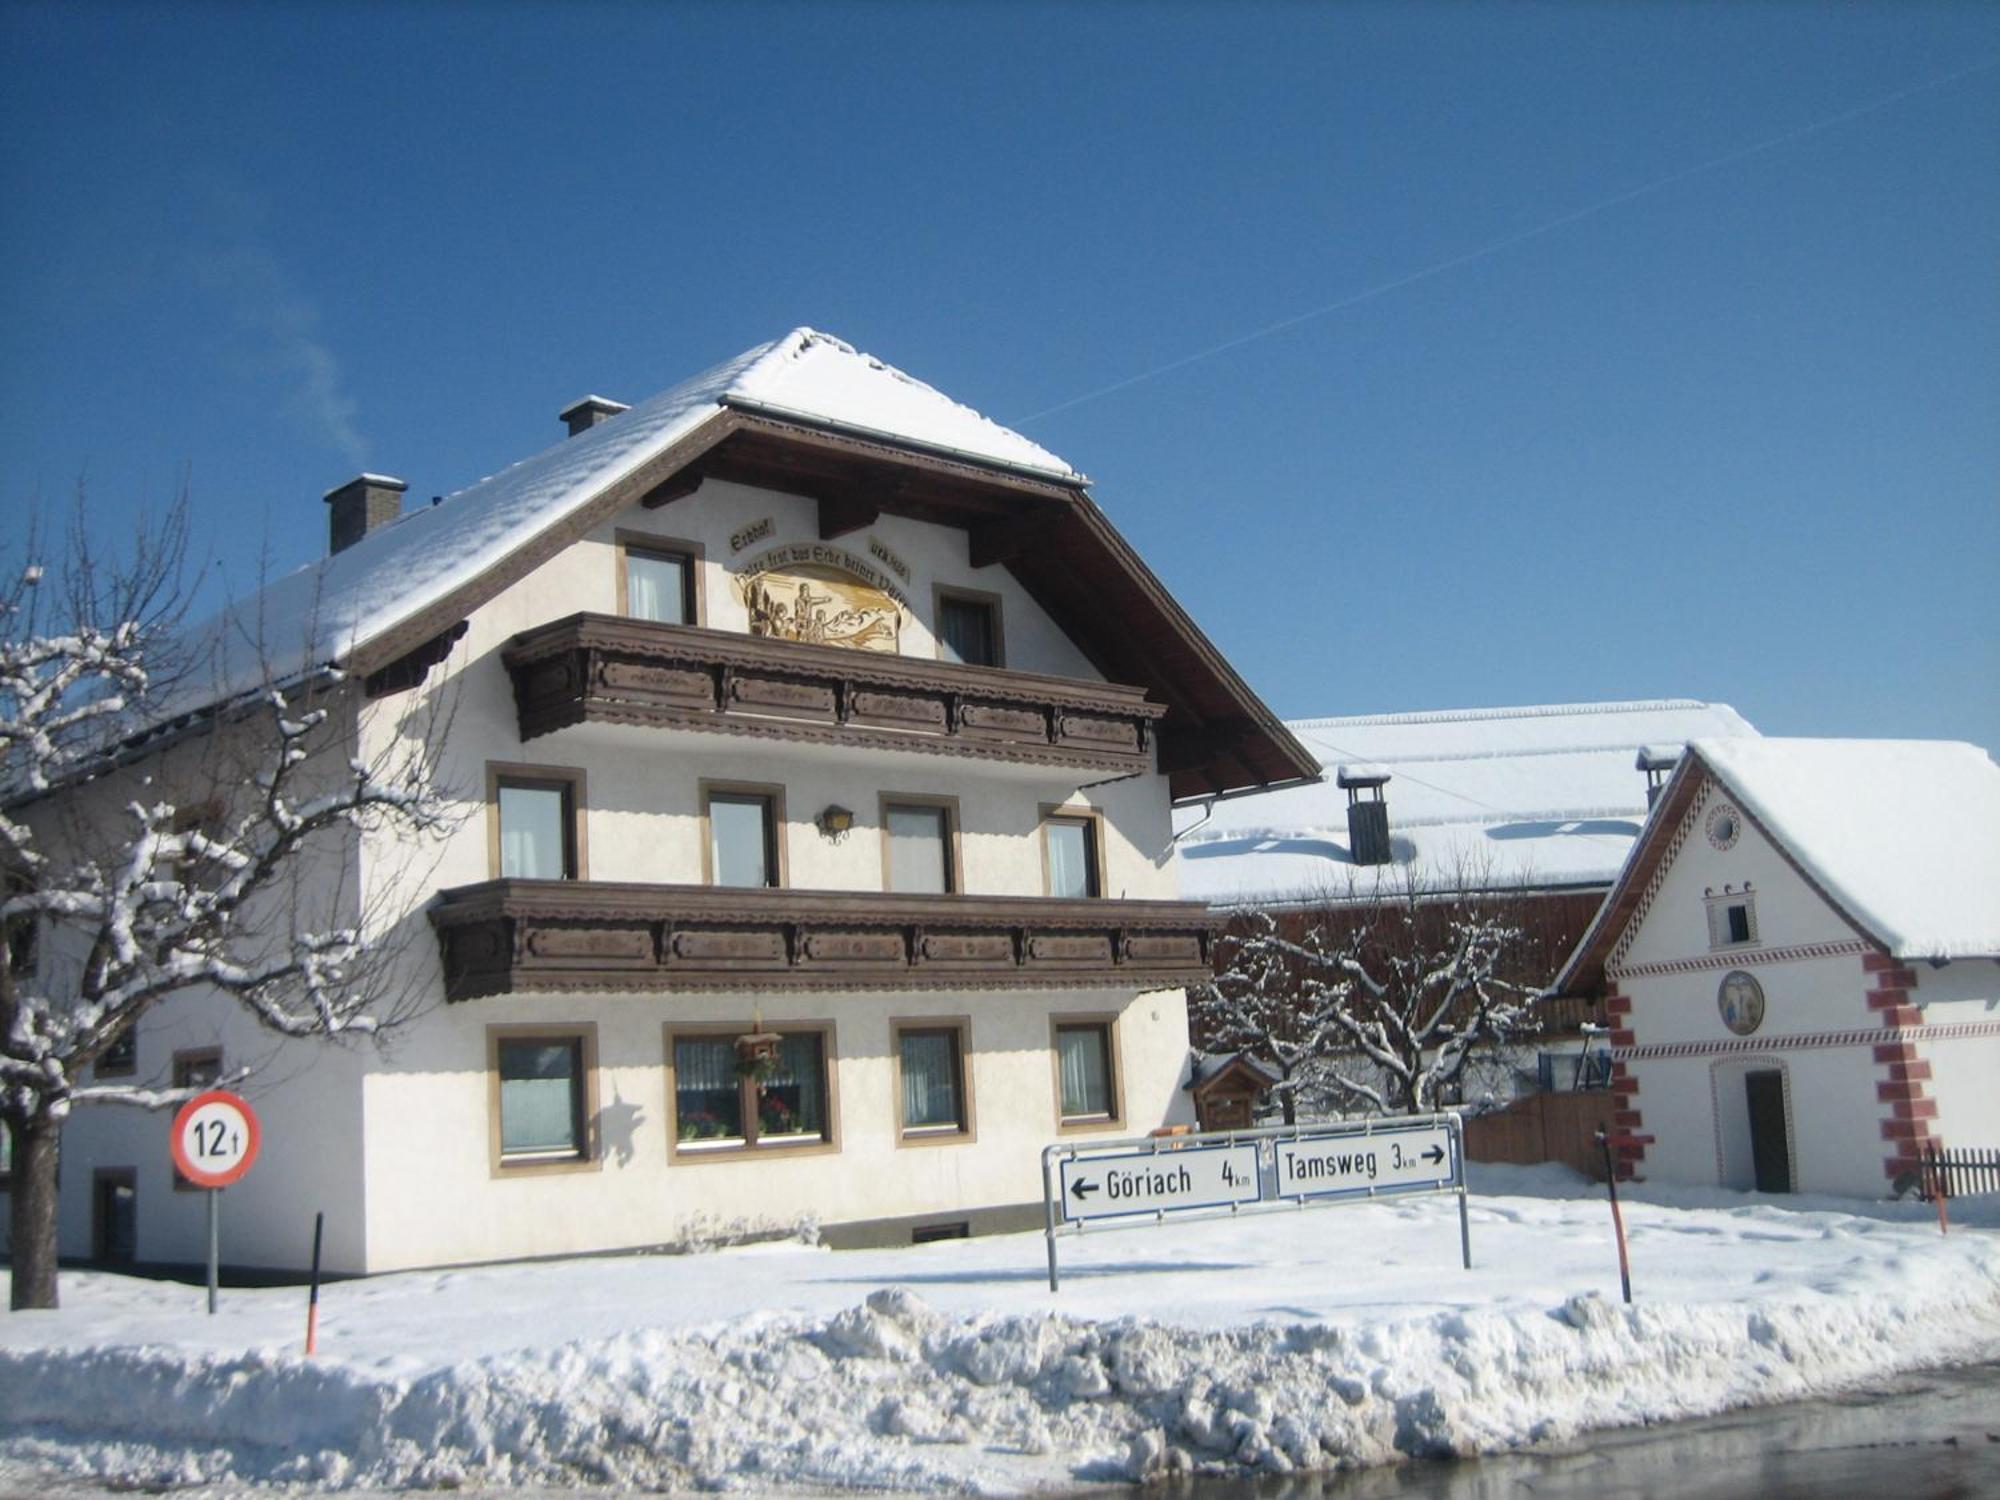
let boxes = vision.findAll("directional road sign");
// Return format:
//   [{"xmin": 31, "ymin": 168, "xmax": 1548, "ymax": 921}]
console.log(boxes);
[
  {"xmin": 1057, "ymin": 1142, "xmax": 1261, "ymax": 1224},
  {"xmin": 1273, "ymin": 1120, "xmax": 1454, "ymax": 1201}
]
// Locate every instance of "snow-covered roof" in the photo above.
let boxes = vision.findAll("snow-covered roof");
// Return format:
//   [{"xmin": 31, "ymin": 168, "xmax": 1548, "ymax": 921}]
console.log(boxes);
[
  {"xmin": 1693, "ymin": 737, "xmax": 2000, "ymax": 962},
  {"xmin": 1174, "ymin": 699, "xmax": 1760, "ymax": 907},
  {"xmin": 177, "ymin": 329, "xmax": 1079, "ymax": 718}
]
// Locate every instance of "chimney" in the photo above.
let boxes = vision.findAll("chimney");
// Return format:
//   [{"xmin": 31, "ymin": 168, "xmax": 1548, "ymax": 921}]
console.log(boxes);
[
  {"xmin": 1635, "ymin": 745, "xmax": 1682, "ymax": 808},
  {"xmin": 323, "ymin": 474, "xmax": 408, "ymax": 556},
  {"xmin": 559, "ymin": 394, "xmax": 630, "ymax": 437},
  {"xmin": 1337, "ymin": 764, "xmax": 1393, "ymax": 866}
]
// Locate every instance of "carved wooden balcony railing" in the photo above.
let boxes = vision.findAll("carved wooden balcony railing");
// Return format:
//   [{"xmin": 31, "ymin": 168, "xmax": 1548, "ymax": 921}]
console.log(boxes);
[
  {"xmin": 431, "ymin": 880, "xmax": 1218, "ymax": 1001},
  {"xmin": 503, "ymin": 614, "xmax": 1167, "ymax": 773}
]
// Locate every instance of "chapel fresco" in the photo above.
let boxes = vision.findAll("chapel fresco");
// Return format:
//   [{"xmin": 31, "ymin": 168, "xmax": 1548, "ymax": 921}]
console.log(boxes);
[{"xmin": 733, "ymin": 545, "xmax": 907, "ymax": 653}]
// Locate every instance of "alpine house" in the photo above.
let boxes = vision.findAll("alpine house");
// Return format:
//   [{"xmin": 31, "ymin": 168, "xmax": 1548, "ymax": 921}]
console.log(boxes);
[{"xmin": 32, "ymin": 329, "xmax": 1316, "ymax": 1273}]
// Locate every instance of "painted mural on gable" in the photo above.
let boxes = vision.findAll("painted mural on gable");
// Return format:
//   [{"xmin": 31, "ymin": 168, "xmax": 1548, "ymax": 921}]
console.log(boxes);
[{"xmin": 734, "ymin": 544, "xmax": 909, "ymax": 653}]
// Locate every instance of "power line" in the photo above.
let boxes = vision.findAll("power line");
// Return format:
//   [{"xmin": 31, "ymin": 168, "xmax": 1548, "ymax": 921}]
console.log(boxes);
[{"xmin": 1016, "ymin": 55, "xmax": 2000, "ymax": 426}]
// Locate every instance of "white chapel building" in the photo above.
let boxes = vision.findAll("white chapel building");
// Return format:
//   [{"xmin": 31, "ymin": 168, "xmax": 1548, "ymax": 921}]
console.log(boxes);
[
  {"xmin": 1554, "ymin": 737, "xmax": 2000, "ymax": 1197},
  {"xmin": 12, "ymin": 329, "xmax": 1316, "ymax": 1274}
]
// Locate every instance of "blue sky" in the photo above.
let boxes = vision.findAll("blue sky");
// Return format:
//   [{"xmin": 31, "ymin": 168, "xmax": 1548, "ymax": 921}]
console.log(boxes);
[{"xmin": 4, "ymin": 1, "xmax": 1996, "ymax": 749}]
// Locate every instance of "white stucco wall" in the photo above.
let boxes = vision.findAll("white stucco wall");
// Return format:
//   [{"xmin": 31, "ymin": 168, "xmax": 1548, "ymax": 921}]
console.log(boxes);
[{"xmin": 1912, "ymin": 960, "xmax": 2000, "ymax": 1151}]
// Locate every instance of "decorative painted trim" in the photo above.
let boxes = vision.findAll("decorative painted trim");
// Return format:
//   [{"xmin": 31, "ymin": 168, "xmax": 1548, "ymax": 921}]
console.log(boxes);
[
  {"xmin": 1618, "ymin": 939, "xmax": 1869, "ymax": 980},
  {"xmin": 1863, "ymin": 954, "xmax": 1936, "ymax": 1185},
  {"xmin": 1614, "ymin": 1017, "xmax": 2000, "ymax": 1062},
  {"xmin": 1606, "ymin": 777, "xmax": 1708, "ymax": 975}
]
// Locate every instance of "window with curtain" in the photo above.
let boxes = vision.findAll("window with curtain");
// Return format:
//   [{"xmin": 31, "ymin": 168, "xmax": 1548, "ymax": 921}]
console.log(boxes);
[
  {"xmin": 708, "ymin": 792, "xmax": 777, "ymax": 887},
  {"xmin": 937, "ymin": 594, "xmax": 998, "ymax": 666},
  {"xmin": 497, "ymin": 1037, "xmax": 585, "ymax": 1160},
  {"xmin": 673, "ymin": 1037, "xmax": 745, "ymax": 1144},
  {"xmin": 899, "ymin": 1027, "xmax": 964, "ymax": 1132},
  {"xmin": 1044, "ymin": 815, "xmax": 1099, "ymax": 899},
  {"xmin": 671, "ymin": 1029, "xmax": 832, "ymax": 1150},
  {"xmin": 886, "ymin": 803, "xmax": 951, "ymax": 893},
  {"xmin": 625, "ymin": 546, "xmax": 692, "ymax": 625},
  {"xmin": 1056, "ymin": 1023, "xmax": 1113, "ymax": 1122},
  {"xmin": 498, "ymin": 780, "xmax": 574, "ymax": 880}
]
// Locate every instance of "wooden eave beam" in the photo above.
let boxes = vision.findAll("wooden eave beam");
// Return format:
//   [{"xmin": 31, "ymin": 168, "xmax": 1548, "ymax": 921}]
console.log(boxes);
[
  {"xmin": 640, "ymin": 466, "xmax": 706, "ymax": 509},
  {"xmin": 968, "ymin": 507, "xmax": 1070, "ymax": 570}
]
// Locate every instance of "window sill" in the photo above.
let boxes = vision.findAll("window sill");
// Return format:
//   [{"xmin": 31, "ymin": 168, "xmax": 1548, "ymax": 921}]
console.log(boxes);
[
  {"xmin": 669, "ymin": 1135, "xmax": 838, "ymax": 1164},
  {"xmin": 897, "ymin": 1124, "xmax": 974, "ymax": 1148},
  {"xmin": 1057, "ymin": 1115, "xmax": 1124, "ymax": 1135},
  {"xmin": 492, "ymin": 1151, "xmax": 600, "ymax": 1179}
]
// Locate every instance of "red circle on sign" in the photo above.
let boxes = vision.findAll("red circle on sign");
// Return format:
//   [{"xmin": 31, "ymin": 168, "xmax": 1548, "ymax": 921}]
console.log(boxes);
[{"xmin": 170, "ymin": 1089, "xmax": 262, "ymax": 1188}]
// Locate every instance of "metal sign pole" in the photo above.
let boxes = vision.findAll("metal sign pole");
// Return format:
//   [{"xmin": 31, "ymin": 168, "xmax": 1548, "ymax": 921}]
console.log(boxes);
[
  {"xmin": 1452, "ymin": 1114, "xmax": 1472, "ymax": 1269},
  {"xmin": 1041, "ymin": 1146, "xmax": 1061, "ymax": 1292},
  {"xmin": 206, "ymin": 1188, "xmax": 220, "ymax": 1316}
]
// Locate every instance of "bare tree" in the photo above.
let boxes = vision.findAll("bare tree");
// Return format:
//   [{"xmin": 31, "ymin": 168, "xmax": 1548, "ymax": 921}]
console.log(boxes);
[
  {"xmin": 1, "ymin": 497, "xmax": 454, "ymax": 1309},
  {"xmin": 1193, "ymin": 864, "xmax": 1542, "ymax": 1120}
]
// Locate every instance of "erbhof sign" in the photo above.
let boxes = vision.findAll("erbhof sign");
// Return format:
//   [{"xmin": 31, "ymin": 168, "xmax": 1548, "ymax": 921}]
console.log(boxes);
[{"xmin": 1041, "ymin": 1115, "xmax": 1471, "ymax": 1291}]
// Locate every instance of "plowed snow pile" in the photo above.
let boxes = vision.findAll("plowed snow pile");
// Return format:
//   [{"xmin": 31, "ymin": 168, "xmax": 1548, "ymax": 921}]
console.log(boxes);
[{"xmin": 3, "ymin": 1167, "xmax": 1996, "ymax": 1493}]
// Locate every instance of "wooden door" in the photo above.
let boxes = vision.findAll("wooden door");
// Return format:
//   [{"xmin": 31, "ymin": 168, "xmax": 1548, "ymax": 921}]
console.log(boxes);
[
  {"xmin": 92, "ymin": 1168, "xmax": 137, "ymax": 1262},
  {"xmin": 1744, "ymin": 1070, "xmax": 1792, "ymax": 1194}
]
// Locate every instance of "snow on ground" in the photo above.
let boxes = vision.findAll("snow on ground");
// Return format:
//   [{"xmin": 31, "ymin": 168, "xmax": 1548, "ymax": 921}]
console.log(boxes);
[{"xmin": 2, "ymin": 1165, "xmax": 1997, "ymax": 1494}]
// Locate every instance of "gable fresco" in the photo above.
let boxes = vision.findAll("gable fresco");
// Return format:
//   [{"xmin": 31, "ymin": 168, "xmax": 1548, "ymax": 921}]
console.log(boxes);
[{"xmin": 734, "ymin": 545, "xmax": 908, "ymax": 653}]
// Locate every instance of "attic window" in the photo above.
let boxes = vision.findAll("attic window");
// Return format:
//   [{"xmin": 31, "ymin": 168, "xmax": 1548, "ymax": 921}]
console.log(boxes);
[{"xmin": 1705, "ymin": 887, "xmax": 1758, "ymax": 951}]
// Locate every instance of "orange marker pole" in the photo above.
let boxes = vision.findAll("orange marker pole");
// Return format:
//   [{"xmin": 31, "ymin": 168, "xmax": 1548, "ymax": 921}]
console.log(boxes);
[
  {"xmin": 305, "ymin": 1211, "xmax": 324, "ymax": 1355},
  {"xmin": 1926, "ymin": 1148, "xmax": 1949, "ymax": 1237}
]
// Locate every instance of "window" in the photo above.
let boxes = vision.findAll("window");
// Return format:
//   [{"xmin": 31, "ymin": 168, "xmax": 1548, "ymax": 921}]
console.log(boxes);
[
  {"xmin": 169, "ymin": 801, "xmax": 227, "ymax": 890},
  {"xmin": 935, "ymin": 589, "xmax": 1001, "ymax": 667},
  {"xmin": 618, "ymin": 533, "xmax": 701, "ymax": 625},
  {"xmin": 171, "ymin": 1049, "xmax": 223, "ymax": 1190},
  {"xmin": 1053, "ymin": 1018, "xmax": 1119, "ymax": 1127},
  {"xmin": 1042, "ymin": 810, "xmax": 1102, "ymax": 899},
  {"xmin": 93, "ymin": 1168, "xmax": 137, "ymax": 1263},
  {"xmin": 1705, "ymin": 888, "xmax": 1759, "ymax": 950},
  {"xmin": 488, "ymin": 764, "xmax": 586, "ymax": 880},
  {"xmin": 704, "ymin": 784, "xmax": 783, "ymax": 888},
  {"xmin": 490, "ymin": 1027, "xmax": 597, "ymax": 1172},
  {"xmin": 0, "ymin": 1121, "xmax": 12, "ymax": 1183},
  {"xmin": 882, "ymin": 797, "xmax": 957, "ymax": 894},
  {"xmin": 4, "ymin": 872, "xmax": 36, "ymax": 980},
  {"xmin": 669, "ymin": 1025, "xmax": 835, "ymax": 1155},
  {"xmin": 97, "ymin": 1027, "xmax": 137, "ymax": 1078},
  {"xmin": 895, "ymin": 1021, "xmax": 972, "ymax": 1140}
]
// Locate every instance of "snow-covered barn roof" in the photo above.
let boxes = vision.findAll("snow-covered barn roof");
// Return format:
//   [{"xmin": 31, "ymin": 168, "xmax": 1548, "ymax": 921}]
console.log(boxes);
[
  {"xmin": 1173, "ymin": 699, "xmax": 1760, "ymax": 907},
  {"xmin": 1558, "ymin": 738, "xmax": 2000, "ymax": 990}
]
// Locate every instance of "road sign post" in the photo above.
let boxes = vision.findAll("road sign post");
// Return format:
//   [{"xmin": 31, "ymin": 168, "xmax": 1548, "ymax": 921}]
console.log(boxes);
[
  {"xmin": 169, "ymin": 1090, "xmax": 262, "ymax": 1315},
  {"xmin": 1042, "ymin": 1113, "xmax": 1470, "ymax": 1290}
]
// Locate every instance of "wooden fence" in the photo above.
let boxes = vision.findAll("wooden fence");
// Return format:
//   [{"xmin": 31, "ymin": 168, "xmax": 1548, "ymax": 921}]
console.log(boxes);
[
  {"xmin": 1918, "ymin": 1145, "xmax": 2000, "ymax": 1201},
  {"xmin": 1463, "ymin": 1090, "xmax": 1617, "ymax": 1181}
]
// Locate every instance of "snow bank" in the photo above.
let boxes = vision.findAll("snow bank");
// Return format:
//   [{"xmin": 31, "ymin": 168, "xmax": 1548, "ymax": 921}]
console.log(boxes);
[{"xmin": 3, "ymin": 1177, "xmax": 1997, "ymax": 1492}]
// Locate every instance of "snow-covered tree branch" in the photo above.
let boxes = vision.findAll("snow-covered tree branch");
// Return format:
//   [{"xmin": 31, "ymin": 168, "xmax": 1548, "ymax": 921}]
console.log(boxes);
[
  {"xmin": 1192, "ymin": 863, "xmax": 1546, "ymax": 1121},
  {"xmin": 2, "ymin": 495, "xmax": 456, "ymax": 1310}
]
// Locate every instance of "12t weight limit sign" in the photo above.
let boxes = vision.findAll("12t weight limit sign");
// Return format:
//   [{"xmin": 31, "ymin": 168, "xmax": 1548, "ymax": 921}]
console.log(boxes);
[{"xmin": 170, "ymin": 1090, "xmax": 262, "ymax": 1189}]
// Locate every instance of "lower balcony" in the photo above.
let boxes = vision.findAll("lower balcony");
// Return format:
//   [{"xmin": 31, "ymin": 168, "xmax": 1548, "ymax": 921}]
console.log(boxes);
[{"xmin": 431, "ymin": 880, "xmax": 1219, "ymax": 1001}]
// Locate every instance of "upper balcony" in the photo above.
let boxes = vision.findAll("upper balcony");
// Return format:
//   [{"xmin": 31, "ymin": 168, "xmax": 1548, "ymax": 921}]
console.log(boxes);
[
  {"xmin": 503, "ymin": 613, "xmax": 1168, "ymax": 775},
  {"xmin": 431, "ymin": 879, "xmax": 1219, "ymax": 1001}
]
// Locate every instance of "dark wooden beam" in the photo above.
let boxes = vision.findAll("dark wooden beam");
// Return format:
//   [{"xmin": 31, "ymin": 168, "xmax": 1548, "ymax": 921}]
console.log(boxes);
[
  {"xmin": 969, "ymin": 508, "xmax": 1068, "ymax": 569},
  {"xmin": 1156, "ymin": 721, "xmax": 1257, "ymax": 777},
  {"xmin": 640, "ymin": 466, "xmax": 706, "ymax": 509},
  {"xmin": 817, "ymin": 489, "xmax": 882, "ymax": 540}
]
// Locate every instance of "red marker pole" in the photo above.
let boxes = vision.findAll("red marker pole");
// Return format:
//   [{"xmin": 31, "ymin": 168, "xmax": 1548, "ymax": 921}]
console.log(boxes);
[
  {"xmin": 1925, "ymin": 1146, "xmax": 1949, "ymax": 1237},
  {"xmin": 305, "ymin": 1211, "xmax": 325, "ymax": 1355},
  {"xmin": 1596, "ymin": 1129, "xmax": 1633, "ymax": 1304}
]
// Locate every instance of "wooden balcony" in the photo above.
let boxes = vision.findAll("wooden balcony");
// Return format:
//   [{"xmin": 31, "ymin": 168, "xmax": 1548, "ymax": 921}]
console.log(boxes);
[
  {"xmin": 431, "ymin": 879, "xmax": 1219, "ymax": 1001},
  {"xmin": 503, "ymin": 613, "xmax": 1167, "ymax": 774}
]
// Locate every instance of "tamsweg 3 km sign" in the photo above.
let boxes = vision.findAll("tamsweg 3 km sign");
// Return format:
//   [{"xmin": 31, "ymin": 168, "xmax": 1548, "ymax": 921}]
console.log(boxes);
[{"xmin": 1041, "ymin": 1114, "xmax": 1470, "ymax": 1291}]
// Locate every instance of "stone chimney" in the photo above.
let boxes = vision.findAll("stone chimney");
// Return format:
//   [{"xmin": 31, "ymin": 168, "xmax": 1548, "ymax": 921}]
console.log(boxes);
[
  {"xmin": 1337, "ymin": 764, "xmax": 1393, "ymax": 867},
  {"xmin": 324, "ymin": 474, "xmax": 408, "ymax": 555},
  {"xmin": 559, "ymin": 395, "xmax": 630, "ymax": 437}
]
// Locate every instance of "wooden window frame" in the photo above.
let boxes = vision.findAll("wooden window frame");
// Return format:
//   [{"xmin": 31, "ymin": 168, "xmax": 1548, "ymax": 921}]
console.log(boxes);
[
  {"xmin": 892, "ymin": 1016, "xmax": 975, "ymax": 1146},
  {"xmin": 878, "ymin": 793, "xmax": 962, "ymax": 895},
  {"xmin": 486, "ymin": 1023, "xmax": 601, "ymax": 1178},
  {"xmin": 700, "ymin": 781, "xmax": 788, "ymax": 888},
  {"xmin": 1050, "ymin": 1012, "xmax": 1124, "ymax": 1133},
  {"xmin": 1039, "ymin": 803, "xmax": 1107, "ymax": 899},
  {"xmin": 95, "ymin": 1026, "xmax": 138, "ymax": 1079},
  {"xmin": 614, "ymin": 530, "xmax": 706, "ymax": 626},
  {"xmin": 932, "ymin": 584, "xmax": 1005, "ymax": 668},
  {"xmin": 664, "ymin": 1021, "xmax": 840, "ymax": 1163},
  {"xmin": 487, "ymin": 762, "xmax": 589, "ymax": 881},
  {"xmin": 170, "ymin": 1047, "xmax": 223, "ymax": 1190}
]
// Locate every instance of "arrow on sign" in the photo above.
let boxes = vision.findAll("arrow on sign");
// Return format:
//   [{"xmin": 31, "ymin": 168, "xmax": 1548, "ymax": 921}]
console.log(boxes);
[
  {"xmin": 1070, "ymin": 1178, "xmax": 1099, "ymax": 1201},
  {"xmin": 1423, "ymin": 1144, "xmax": 1446, "ymax": 1166}
]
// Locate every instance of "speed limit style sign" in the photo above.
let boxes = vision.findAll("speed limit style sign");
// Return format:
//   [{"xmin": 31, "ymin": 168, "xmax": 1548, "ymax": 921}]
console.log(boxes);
[{"xmin": 170, "ymin": 1089, "xmax": 262, "ymax": 1188}]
